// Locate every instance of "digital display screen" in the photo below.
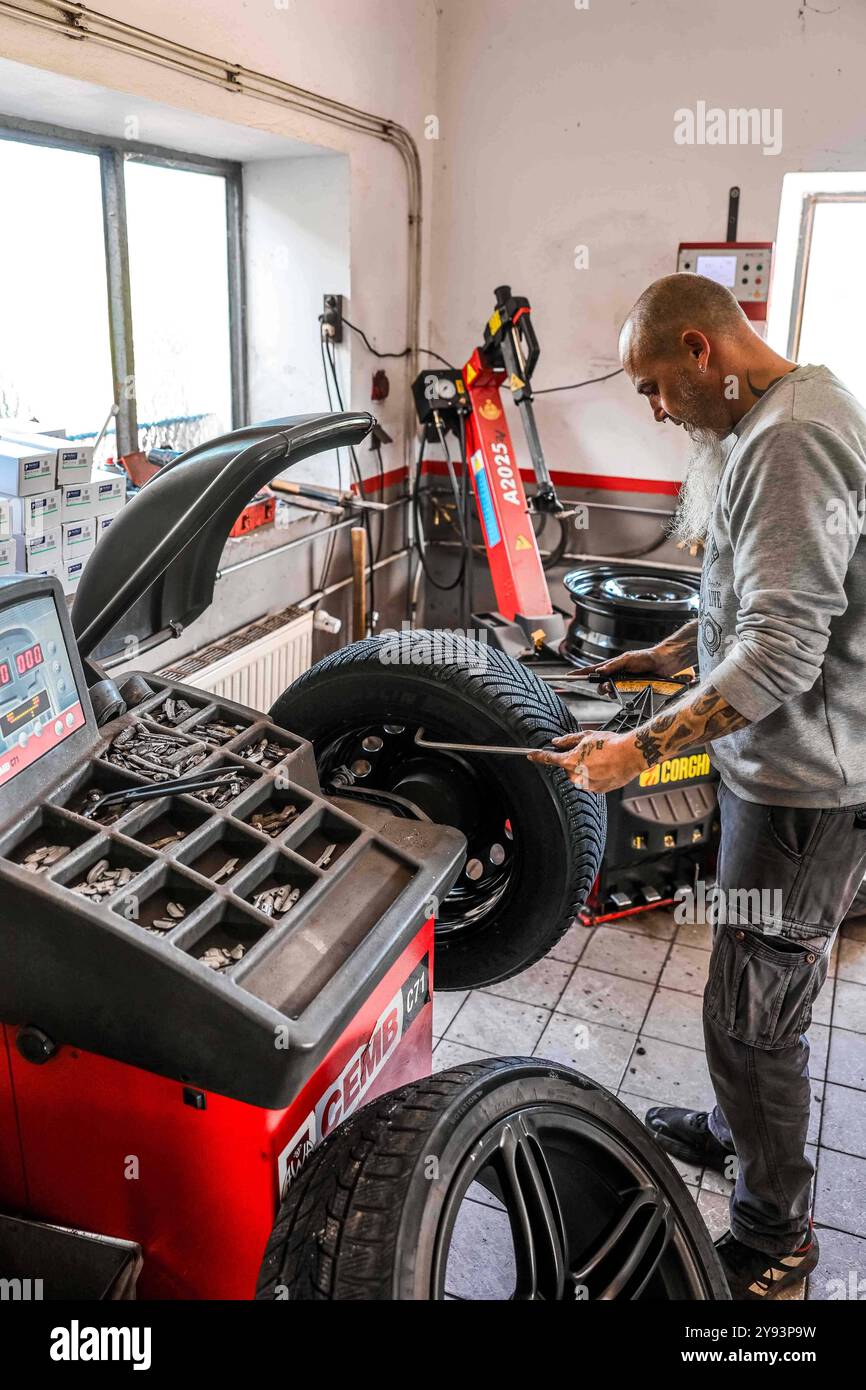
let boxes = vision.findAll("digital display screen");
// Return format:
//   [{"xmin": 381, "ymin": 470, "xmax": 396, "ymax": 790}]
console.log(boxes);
[
  {"xmin": 696, "ymin": 254, "xmax": 738, "ymax": 288},
  {"xmin": 0, "ymin": 592, "xmax": 86, "ymax": 789}
]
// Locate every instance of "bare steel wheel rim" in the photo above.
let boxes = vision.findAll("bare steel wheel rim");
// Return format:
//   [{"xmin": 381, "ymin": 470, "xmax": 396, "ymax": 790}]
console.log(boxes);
[
  {"xmin": 431, "ymin": 1105, "xmax": 716, "ymax": 1301},
  {"xmin": 316, "ymin": 721, "xmax": 518, "ymax": 934}
]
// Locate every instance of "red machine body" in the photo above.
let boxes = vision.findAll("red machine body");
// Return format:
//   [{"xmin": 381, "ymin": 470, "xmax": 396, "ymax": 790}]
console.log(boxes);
[
  {"xmin": 462, "ymin": 345, "xmax": 553, "ymax": 623},
  {"xmin": 0, "ymin": 921, "xmax": 434, "ymax": 1300}
]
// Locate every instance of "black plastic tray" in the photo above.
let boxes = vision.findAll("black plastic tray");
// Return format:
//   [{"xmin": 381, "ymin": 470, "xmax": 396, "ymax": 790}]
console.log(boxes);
[{"xmin": 0, "ymin": 674, "xmax": 465, "ymax": 1108}]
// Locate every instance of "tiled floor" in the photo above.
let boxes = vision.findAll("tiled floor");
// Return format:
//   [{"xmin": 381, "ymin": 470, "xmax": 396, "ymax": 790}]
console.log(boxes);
[{"xmin": 432, "ymin": 910, "xmax": 866, "ymax": 1301}]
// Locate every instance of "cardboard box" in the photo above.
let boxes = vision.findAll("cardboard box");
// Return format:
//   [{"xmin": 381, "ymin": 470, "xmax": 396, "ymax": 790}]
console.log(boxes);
[
  {"xmin": 0, "ymin": 490, "xmax": 62, "ymax": 540},
  {"xmin": 92, "ymin": 471, "xmax": 126, "ymax": 516},
  {"xmin": 0, "ymin": 536, "xmax": 23, "ymax": 577},
  {"xmin": 0, "ymin": 441, "xmax": 55, "ymax": 497},
  {"xmin": 24, "ymin": 528, "xmax": 62, "ymax": 570},
  {"xmin": 61, "ymin": 518, "xmax": 97, "ymax": 559},
  {"xmin": 61, "ymin": 480, "xmax": 97, "ymax": 521},
  {"xmin": 0, "ymin": 419, "xmax": 67, "ymax": 439},
  {"xmin": 96, "ymin": 512, "xmax": 116, "ymax": 538},
  {"xmin": 1, "ymin": 429, "xmax": 93, "ymax": 485},
  {"xmin": 54, "ymin": 554, "xmax": 89, "ymax": 597}
]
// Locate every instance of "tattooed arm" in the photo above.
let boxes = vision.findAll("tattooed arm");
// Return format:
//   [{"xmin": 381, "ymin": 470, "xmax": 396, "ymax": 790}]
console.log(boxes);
[
  {"xmin": 632, "ymin": 683, "xmax": 750, "ymax": 767},
  {"xmin": 529, "ymin": 681, "xmax": 750, "ymax": 792}
]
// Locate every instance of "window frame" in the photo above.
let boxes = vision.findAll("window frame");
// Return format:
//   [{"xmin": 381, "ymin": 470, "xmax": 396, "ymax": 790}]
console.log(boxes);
[
  {"xmin": 0, "ymin": 113, "xmax": 247, "ymax": 455},
  {"xmin": 787, "ymin": 190, "xmax": 866, "ymax": 360}
]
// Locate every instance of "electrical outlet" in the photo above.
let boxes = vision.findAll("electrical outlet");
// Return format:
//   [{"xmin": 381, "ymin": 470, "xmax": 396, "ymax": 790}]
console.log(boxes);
[{"xmin": 322, "ymin": 294, "xmax": 343, "ymax": 344}]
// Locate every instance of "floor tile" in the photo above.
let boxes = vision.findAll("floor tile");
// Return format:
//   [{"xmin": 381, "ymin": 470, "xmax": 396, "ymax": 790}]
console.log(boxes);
[
  {"xmin": 808, "ymin": 1083, "xmax": 824, "ymax": 1147},
  {"xmin": 548, "ymin": 922, "xmax": 593, "ymax": 964},
  {"xmin": 444, "ymin": 1197, "xmax": 515, "ymax": 1299},
  {"xmin": 659, "ymin": 944, "xmax": 711, "ymax": 997},
  {"xmin": 833, "ymin": 980, "xmax": 866, "ymax": 1035},
  {"xmin": 609, "ymin": 910, "xmax": 676, "ymax": 942},
  {"xmin": 826, "ymin": 1027, "xmax": 866, "ymax": 1090},
  {"xmin": 676, "ymin": 920, "xmax": 713, "ymax": 952},
  {"xmin": 807, "ymin": 1227, "xmax": 866, "ymax": 1300},
  {"xmin": 432, "ymin": 1039, "xmax": 490, "ymax": 1073},
  {"xmin": 642, "ymin": 987, "xmax": 706, "ymax": 1051},
  {"xmin": 696, "ymin": 1189, "xmax": 730, "ymax": 1242},
  {"xmin": 624, "ymin": 1035, "xmax": 716, "ymax": 1112},
  {"xmin": 837, "ymin": 936, "xmax": 866, "ymax": 986},
  {"xmin": 484, "ymin": 955, "xmax": 573, "ymax": 1010},
  {"xmin": 580, "ymin": 927, "xmax": 669, "ymax": 985},
  {"xmin": 700, "ymin": 1165, "xmax": 734, "ymax": 1197},
  {"xmin": 821, "ymin": 1082, "xmax": 866, "ymax": 1159},
  {"xmin": 535, "ymin": 1012, "xmax": 636, "ymax": 1090},
  {"xmin": 445, "ymin": 991, "xmax": 549, "ymax": 1055},
  {"xmin": 556, "ymin": 967, "xmax": 653, "ymax": 1032},
  {"xmin": 433, "ymin": 990, "xmax": 468, "ymax": 1039},
  {"xmin": 811, "ymin": 980, "xmax": 834, "ymax": 1027},
  {"xmin": 808, "ymin": 1023, "xmax": 830, "ymax": 1082},
  {"xmin": 814, "ymin": 1148, "xmax": 866, "ymax": 1239}
]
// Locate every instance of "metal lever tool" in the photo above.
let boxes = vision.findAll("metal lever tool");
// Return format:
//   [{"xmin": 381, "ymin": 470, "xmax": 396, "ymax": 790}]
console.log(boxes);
[{"xmin": 414, "ymin": 728, "xmax": 555, "ymax": 758}]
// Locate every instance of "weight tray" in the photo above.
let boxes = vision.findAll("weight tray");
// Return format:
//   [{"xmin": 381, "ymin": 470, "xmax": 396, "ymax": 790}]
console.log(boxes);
[{"xmin": 0, "ymin": 674, "xmax": 465, "ymax": 1108}]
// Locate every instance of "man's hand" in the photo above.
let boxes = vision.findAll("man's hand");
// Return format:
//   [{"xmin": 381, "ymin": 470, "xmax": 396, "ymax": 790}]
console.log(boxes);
[
  {"xmin": 529, "ymin": 729, "xmax": 643, "ymax": 792},
  {"xmin": 529, "ymin": 681, "xmax": 751, "ymax": 794},
  {"xmin": 585, "ymin": 619, "xmax": 700, "ymax": 687}
]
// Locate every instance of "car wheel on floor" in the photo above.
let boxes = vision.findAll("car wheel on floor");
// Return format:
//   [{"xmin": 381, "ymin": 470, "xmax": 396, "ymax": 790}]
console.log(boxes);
[{"xmin": 256, "ymin": 1057, "xmax": 730, "ymax": 1301}]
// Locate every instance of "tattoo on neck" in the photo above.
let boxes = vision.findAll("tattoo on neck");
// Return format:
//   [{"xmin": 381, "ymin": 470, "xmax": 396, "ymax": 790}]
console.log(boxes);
[{"xmin": 746, "ymin": 370, "xmax": 793, "ymax": 400}]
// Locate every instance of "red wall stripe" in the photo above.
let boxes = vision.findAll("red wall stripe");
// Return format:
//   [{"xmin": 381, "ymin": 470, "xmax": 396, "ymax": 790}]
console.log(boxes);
[{"xmin": 356, "ymin": 459, "xmax": 681, "ymax": 497}]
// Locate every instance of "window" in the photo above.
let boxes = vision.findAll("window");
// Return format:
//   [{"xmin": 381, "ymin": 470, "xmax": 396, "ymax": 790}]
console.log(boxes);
[
  {"xmin": 790, "ymin": 196, "xmax": 866, "ymax": 404},
  {"xmin": 0, "ymin": 121, "xmax": 245, "ymax": 465},
  {"xmin": 0, "ymin": 141, "xmax": 113, "ymax": 449},
  {"xmin": 770, "ymin": 174, "xmax": 866, "ymax": 405}
]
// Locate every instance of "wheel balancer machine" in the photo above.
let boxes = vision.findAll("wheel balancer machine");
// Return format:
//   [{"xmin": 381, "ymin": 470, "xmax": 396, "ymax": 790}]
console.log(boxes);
[{"xmin": 0, "ymin": 417, "xmax": 465, "ymax": 1299}]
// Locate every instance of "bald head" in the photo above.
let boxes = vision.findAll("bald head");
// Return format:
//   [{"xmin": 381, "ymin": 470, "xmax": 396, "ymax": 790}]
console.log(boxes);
[{"xmin": 620, "ymin": 272, "xmax": 750, "ymax": 369}]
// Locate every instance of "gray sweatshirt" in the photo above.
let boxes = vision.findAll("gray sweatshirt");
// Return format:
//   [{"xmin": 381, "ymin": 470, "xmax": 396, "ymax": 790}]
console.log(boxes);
[{"xmin": 698, "ymin": 364, "xmax": 866, "ymax": 807}]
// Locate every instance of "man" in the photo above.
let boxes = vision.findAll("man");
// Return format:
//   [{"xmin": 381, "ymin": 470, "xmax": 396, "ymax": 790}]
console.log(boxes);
[{"xmin": 532, "ymin": 272, "xmax": 866, "ymax": 1299}]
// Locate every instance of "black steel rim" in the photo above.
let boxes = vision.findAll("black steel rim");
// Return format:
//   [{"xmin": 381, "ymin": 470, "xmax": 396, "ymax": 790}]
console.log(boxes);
[
  {"xmin": 432, "ymin": 1103, "xmax": 715, "ymax": 1300},
  {"xmin": 315, "ymin": 721, "xmax": 519, "ymax": 933},
  {"xmin": 564, "ymin": 565, "xmax": 700, "ymax": 616}
]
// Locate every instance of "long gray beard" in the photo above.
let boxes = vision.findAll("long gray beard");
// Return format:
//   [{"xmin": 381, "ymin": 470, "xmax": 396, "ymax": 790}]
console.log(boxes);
[{"xmin": 669, "ymin": 429, "xmax": 726, "ymax": 546}]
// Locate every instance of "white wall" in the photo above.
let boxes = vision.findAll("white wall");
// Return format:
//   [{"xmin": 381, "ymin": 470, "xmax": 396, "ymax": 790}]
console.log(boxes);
[
  {"xmin": 3, "ymin": 0, "xmax": 866, "ymax": 509},
  {"xmin": 244, "ymin": 152, "xmax": 351, "ymax": 471},
  {"xmin": 429, "ymin": 0, "xmax": 866, "ymax": 488},
  {"xmin": 0, "ymin": 0, "xmax": 442, "ymax": 486}
]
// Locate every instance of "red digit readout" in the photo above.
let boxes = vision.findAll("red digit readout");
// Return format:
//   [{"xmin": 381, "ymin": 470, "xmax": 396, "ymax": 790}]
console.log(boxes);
[
  {"xmin": 0, "ymin": 662, "xmax": 10, "ymax": 687},
  {"xmin": 14, "ymin": 643, "xmax": 43, "ymax": 676}
]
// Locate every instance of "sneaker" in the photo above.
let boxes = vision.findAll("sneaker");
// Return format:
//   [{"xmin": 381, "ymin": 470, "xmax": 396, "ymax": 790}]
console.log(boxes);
[
  {"xmin": 715, "ymin": 1228, "xmax": 819, "ymax": 1300},
  {"xmin": 644, "ymin": 1106, "xmax": 736, "ymax": 1174}
]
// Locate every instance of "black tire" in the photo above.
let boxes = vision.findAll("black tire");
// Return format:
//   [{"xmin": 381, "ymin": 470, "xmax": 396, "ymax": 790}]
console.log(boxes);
[
  {"xmin": 270, "ymin": 631, "xmax": 605, "ymax": 991},
  {"xmin": 256, "ymin": 1058, "xmax": 729, "ymax": 1301}
]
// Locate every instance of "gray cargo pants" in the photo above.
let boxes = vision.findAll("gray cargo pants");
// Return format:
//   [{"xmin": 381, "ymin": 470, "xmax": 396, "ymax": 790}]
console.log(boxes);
[{"xmin": 704, "ymin": 780, "xmax": 866, "ymax": 1254}]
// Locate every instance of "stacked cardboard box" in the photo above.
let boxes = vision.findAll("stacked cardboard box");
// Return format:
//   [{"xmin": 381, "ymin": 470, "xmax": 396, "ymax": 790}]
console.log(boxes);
[{"xmin": 0, "ymin": 425, "xmax": 127, "ymax": 595}]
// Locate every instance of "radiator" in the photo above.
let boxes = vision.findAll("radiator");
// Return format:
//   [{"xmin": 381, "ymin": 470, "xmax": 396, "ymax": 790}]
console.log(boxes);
[{"xmin": 157, "ymin": 606, "xmax": 314, "ymax": 713}]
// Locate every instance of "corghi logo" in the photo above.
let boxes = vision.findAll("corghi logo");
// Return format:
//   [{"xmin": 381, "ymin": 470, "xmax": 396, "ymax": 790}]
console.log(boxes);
[{"xmin": 639, "ymin": 753, "xmax": 711, "ymax": 788}]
